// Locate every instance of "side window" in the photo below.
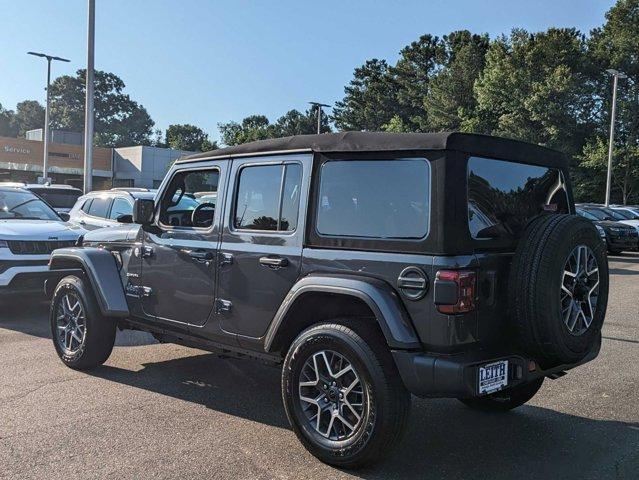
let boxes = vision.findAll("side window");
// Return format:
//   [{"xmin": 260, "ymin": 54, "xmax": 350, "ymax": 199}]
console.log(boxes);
[
  {"xmin": 467, "ymin": 156, "xmax": 569, "ymax": 241},
  {"xmin": 316, "ymin": 159, "xmax": 430, "ymax": 239},
  {"xmin": 159, "ymin": 168, "xmax": 219, "ymax": 228},
  {"xmin": 87, "ymin": 197, "xmax": 111, "ymax": 218},
  {"xmin": 109, "ymin": 197, "xmax": 132, "ymax": 220},
  {"xmin": 81, "ymin": 199, "xmax": 93, "ymax": 213},
  {"xmin": 234, "ymin": 163, "xmax": 302, "ymax": 232}
]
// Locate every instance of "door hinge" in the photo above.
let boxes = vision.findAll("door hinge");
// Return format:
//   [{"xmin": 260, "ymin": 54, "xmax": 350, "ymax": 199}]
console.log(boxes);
[
  {"xmin": 134, "ymin": 245, "xmax": 154, "ymax": 258},
  {"xmin": 125, "ymin": 283, "xmax": 153, "ymax": 298},
  {"xmin": 215, "ymin": 299, "xmax": 232, "ymax": 314},
  {"xmin": 218, "ymin": 252, "xmax": 233, "ymax": 267}
]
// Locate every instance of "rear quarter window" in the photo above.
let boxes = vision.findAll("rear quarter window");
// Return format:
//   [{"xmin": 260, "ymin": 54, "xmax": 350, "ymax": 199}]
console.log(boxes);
[
  {"xmin": 467, "ymin": 156, "xmax": 569, "ymax": 242},
  {"xmin": 316, "ymin": 158, "xmax": 430, "ymax": 239}
]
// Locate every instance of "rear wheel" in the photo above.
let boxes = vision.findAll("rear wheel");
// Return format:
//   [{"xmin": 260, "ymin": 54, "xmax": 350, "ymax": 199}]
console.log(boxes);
[
  {"xmin": 459, "ymin": 378, "xmax": 544, "ymax": 412},
  {"xmin": 50, "ymin": 275, "xmax": 117, "ymax": 370},
  {"xmin": 282, "ymin": 320, "xmax": 410, "ymax": 468}
]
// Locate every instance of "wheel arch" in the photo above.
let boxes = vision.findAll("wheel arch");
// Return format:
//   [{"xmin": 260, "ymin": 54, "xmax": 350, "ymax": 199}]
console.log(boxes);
[
  {"xmin": 264, "ymin": 274, "xmax": 421, "ymax": 354},
  {"xmin": 49, "ymin": 247, "xmax": 129, "ymax": 318}
]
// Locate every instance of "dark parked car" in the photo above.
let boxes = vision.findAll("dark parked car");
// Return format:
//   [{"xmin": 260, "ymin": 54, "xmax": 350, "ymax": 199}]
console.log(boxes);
[
  {"xmin": 576, "ymin": 205, "xmax": 638, "ymax": 254},
  {"xmin": 46, "ymin": 132, "xmax": 608, "ymax": 468}
]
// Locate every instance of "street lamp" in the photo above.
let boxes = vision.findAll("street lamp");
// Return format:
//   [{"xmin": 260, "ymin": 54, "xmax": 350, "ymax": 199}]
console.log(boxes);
[
  {"xmin": 27, "ymin": 51, "xmax": 70, "ymax": 184},
  {"xmin": 308, "ymin": 102, "xmax": 331, "ymax": 134},
  {"xmin": 604, "ymin": 69, "xmax": 627, "ymax": 206}
]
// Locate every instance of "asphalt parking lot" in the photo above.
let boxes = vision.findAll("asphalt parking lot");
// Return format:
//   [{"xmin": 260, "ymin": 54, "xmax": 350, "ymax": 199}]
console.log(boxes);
[{"xmin": 1, "ymin": 256, "xmax": 638, "ymax": 480}]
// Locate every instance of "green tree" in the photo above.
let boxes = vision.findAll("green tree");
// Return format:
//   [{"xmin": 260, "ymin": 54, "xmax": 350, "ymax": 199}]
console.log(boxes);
[
  {"xmin": 424, "ymin": 31, "xmax": 489, "ymax": 131},
  {"xmin": 14, "ymin": 100, "xmax": 45, "ymax": 136},
  {"xmin": 49, "ymin": 69, "xmax": 154, "ymax": 147},
  {"xmin": 390, "ymin": 34, "xmax": 445, "ymax": 131},
  {"xmin": 165, "ymin": 123, "xmax": 211, "ymax": 152},
  {"xmin": 273, "ymin": 108, "xmax": 330, "ymax": 136},
  {"xmin": 578, "ymin": 0, "xmax": 639, "ymax": 204},
  {"xmin": 218, "ymin": 114, "xmax": 274, "ymax": 146},
  {"xmin": 467, "ymin": 28, "xmax": 594, "ymax": 156},
  {"xmin": 332, "ymin": 59, "xmax": 401, "ymax": 131},
  {"xmin": 0, "ymin": 103, "xmax": 18, "ymax": 137}
]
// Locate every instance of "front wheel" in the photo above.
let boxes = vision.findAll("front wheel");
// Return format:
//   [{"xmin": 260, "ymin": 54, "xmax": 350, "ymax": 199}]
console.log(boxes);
[
  {"xmin": 458, "ymin": 378, "xmax": 544, "ymax": 412},
  {"xmin": 281, "ymin": 321, "xmax": 410, "ymax": 468},
  {"xmin": 50, "ymin": 275, "xmax": 117, "ymax": 370}
]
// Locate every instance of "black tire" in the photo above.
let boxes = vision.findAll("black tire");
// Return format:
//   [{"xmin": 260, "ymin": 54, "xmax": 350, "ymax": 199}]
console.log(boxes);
[
  {"xmin": 459, "ymin": 378, "xmax": 544, "ymax": 412},
  {"xmin": 50, "ymin": 275, "xmax": 117, "ymax": 370},
  {"xmin": 282, "ymin": 320, "xmax": 410, "ymax": 469},
  {"xmin": 509, "ymin": 214, "xmax": 609, "ymax": 365}
]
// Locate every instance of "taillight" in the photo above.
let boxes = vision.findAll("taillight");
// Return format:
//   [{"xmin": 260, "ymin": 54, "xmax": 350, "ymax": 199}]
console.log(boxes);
[{"xmin": 435, "ymin": 270, "xmax": 476, "ymax": 314}]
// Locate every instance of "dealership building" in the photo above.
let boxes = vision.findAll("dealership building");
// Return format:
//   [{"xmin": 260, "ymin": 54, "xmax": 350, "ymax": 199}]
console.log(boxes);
[{"xmin": 0, "ymin": 130, "xmax": 193, "ymax": 191}]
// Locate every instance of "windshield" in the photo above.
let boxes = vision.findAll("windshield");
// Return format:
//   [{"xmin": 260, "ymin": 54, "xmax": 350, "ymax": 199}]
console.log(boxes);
[
  {"xmin": 29, "ymin": 188, "xmax": 81, "ymax": 209},
  {"xmin": 610, "ymin": 209, "xmax": 635, "ymax": 220},
  {"xmin": 583, "ymin": 208, "xmax": 613, "ymax": 221},
  {"xmin": 0, "ymin": 190, "xmax": 61, "ymax": 220}
]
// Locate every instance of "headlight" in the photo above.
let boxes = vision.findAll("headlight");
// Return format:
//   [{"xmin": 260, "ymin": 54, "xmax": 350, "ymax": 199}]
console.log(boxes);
[
  {"xmin": 596, "ymin": 225, "xmax": 606, "ymax": 237},
  {"xmin": 610, "ymin": 227, "xmax": 621, "ymax": 232},
  {"xmin": 0, "ymin": 240, "xmax": 7, "ymax": 248}
]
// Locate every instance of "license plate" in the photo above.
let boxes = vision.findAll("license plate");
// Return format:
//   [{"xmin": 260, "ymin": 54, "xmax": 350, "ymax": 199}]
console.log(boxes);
[{"xmin": 478, "ymin": 360, "xmax": 508, "ymax": 395}]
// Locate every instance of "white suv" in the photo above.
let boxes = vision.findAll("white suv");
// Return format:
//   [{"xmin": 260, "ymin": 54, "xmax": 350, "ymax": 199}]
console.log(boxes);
[{"xmin": 0, "ymin": 186, "xmax": 85, "ymax": 295}]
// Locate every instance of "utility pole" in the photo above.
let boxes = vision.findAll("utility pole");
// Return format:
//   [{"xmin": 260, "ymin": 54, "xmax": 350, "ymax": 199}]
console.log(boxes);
[
  {"xmin": 83, "ymin": 0, "xmax": 96, "ymax": 193},
  {"xmin": 27, "ymin": 51, "xmax": 70, "ymax": 183},
  {"xmin": 308, "ymin": 102, "xmax": 331, "ymax": 134},
  {"xmin": 605, "ymin": 69, "xmax": 627, "ymax": 206}
]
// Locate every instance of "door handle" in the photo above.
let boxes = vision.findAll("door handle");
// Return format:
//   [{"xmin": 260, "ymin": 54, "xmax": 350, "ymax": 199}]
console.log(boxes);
[
  {"xmin": 187, "ymin": 250, "xmax": 214, "ymax": 261},
  {"xmin": 259, "ymin": 256, "xmax": 288, "ymax": 268}
]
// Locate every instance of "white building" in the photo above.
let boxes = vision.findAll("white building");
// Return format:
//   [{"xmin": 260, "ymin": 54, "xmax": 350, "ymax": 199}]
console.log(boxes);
[{"xmin": 113, "ymin": 146, "xmax": 194, "ymax": 189}]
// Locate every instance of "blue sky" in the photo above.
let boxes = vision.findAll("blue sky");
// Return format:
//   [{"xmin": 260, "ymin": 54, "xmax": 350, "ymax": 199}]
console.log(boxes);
[{"xmin": 0, "ymin": 0, "xmax": 615, "ymax": 141}]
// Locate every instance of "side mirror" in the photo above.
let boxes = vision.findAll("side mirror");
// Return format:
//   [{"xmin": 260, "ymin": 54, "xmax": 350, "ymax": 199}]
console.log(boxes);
[
  {"xmin": 58, "ymin": 212, "xmax": 70, "ymax": 222},
  {"xmin": 116, "ymin": 214, "xmax": 133, "ymax": 224},
  {"xmin": 133, "ymin": 199, "xmax": 155, "ymax": 225}
]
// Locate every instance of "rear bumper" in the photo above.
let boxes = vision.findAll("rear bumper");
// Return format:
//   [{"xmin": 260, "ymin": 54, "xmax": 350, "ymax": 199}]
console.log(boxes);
[{"xmin": 392, "ymin": 334, "xmax": 601, "ymax": 398}]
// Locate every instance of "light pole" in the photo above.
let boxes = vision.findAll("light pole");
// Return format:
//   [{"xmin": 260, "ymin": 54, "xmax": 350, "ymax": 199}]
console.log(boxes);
[
  {"xmin": 27, "ymin": 51, "xmax": 70, "ymax": 184},
  {"xmin": 604, "ymin": 69, "xmax": 627, "ymax": 206},
  {"xmin": 83, "ymin": 0, "xmax": 96, "ymax": 194},
  {"xmin": 308, "ymin": 102, "xmax": 331, "ymax": 134}
]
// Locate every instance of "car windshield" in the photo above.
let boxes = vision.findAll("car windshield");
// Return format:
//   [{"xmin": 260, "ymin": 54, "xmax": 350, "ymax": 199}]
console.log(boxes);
[
  {"xmin": 28, "ymin": 188, "xmax": 81, "ymax": 209},
  {"xmin": 0, "ymin": 190, "xmax": 61, "ymax": 220},
  {"xmin": 583, "ymin": 208, "xmax": 613, "ymax": 221},
  {"xmin": 611, "ymin": 209, "xmax": 635, "ymax": 220}
]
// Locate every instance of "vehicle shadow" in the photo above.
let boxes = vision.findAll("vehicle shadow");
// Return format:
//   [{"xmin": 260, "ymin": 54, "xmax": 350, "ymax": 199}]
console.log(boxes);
[
  {"xmin": 90, "ymin": 353, "xmax": 639, "ymax": 480},
  {"xmin": 0, "ymin": 298, "xmax": 156, "ymax": 346}
]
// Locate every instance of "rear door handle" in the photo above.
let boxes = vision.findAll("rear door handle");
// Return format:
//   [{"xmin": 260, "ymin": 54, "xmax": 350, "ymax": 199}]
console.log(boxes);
[{"xmin": 259, "ymin": 256, "xmax": 288, "ymax": 268}]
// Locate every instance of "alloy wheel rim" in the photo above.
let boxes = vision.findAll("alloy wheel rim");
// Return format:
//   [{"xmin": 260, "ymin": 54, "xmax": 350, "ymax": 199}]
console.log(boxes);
[
  {"xmin": 55, "ymin": 293, "xmax": 86, "ymax": 354},
  {"xmin": 561, "ymin": 245, "xmax": 600, "ymax": 336},
  {"xmin": 298, "ymin": 350, "xmax": 366, "ymax": 441}
]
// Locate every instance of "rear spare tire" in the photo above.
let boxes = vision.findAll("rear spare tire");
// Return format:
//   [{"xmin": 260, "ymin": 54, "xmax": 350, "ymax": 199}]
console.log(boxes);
[{"xmin": 509, "ymin": 214, "xmax": 608, "ymax": 365}]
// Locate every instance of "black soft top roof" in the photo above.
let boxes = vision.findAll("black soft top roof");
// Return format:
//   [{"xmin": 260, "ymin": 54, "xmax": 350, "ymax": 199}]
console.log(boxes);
[{"xmin": 181, "ymin": 131, "xmax": 568, "ymax": 168}]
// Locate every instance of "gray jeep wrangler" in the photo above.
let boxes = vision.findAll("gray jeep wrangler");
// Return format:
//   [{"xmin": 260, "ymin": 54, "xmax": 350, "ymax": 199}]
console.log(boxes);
[{"xmin": 47, "ymin": 132, "xmax": 608, "ymax": 468}]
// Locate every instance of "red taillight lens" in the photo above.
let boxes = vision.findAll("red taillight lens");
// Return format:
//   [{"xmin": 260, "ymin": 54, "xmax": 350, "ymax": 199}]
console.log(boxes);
[{"xmin": 435, "ymin": 270, "xmax": 476, "ymax": 314}]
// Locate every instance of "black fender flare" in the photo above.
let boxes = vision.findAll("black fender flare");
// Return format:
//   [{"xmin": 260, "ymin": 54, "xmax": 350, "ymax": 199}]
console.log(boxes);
[
  {"xmin": 49, "ymin": 247, "xmax": 129, "ymax": 318},
  {"xmin": 264, "ymin": 273, "xmax": 421, "ymax": 352}
]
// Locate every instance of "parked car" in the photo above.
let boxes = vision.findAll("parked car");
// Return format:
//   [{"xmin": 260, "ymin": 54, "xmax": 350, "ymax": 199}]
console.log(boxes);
[
  {"xmin": 576, "ymin": 204, "xmax": 638, "ymax": 254},
  {"xmin": 0, "ymin": 186, "xmax": 84, "ymax": 295},
  {"xmin": 68, "ymin": 188, "xmax": 156, "ymax": 230},
  {"xmin": 609, "ymin": 205, "xmax": 639, "ymax": 224},
  {"xmin": 47, "ymin": 132, "xmax": 608, "ymax": 468},
  {"xmin": 24, "ymin": 184, "xmax": 83, "ymax": 214}
]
